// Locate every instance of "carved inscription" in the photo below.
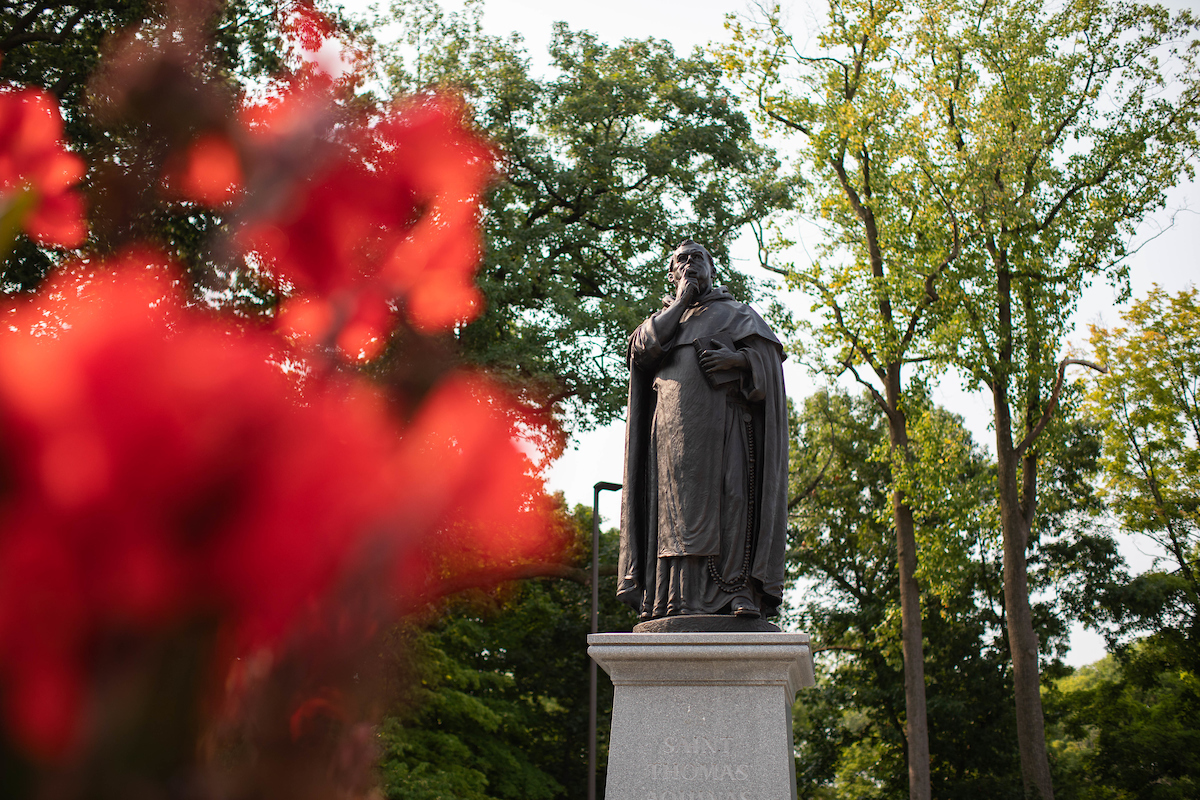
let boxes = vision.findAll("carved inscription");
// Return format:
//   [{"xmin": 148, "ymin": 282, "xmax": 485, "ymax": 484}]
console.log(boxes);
[
  {"xmin": 662, "ymin": 736, "xmax": 736, "ymax": 755},
  {"xmin": 648, "ymin": 737, "xmax": 755, "ymax": 800},
  {"xmin": 649, "ymin": 764, "xmax": 749, "ymax": 781}
]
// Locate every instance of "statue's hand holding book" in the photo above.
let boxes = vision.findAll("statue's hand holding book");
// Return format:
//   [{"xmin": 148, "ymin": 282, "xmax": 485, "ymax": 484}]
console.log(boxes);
[{"xmin": 693, "ymin": 333, "xmax": 743, "ymax": 388}]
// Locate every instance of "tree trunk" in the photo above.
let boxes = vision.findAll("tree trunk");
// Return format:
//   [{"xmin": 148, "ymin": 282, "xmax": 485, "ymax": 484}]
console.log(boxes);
[
  {"xmin": 885, "ymin": 378, "xmax": 931, "ymax": 800},
  {"xmin": 835, "ymin": 139, "xmax": 931, "ymax": 800},
  {"xmin": 995, "ymin": 399, "xmax": 1054, "ymax": 800}
]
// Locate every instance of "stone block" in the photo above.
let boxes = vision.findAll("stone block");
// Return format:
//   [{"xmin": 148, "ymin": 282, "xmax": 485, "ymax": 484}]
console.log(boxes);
[{"xmin": 588, "ymin": 632, "xmax": 815, "ymax": 800}]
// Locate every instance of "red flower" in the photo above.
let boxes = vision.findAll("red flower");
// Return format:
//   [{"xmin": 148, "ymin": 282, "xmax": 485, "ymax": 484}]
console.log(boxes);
[
  {"xmin": 0, "ymin": 258, "xmax": 556, "ymax": 760},
  {"xmin": 241, "ymin": 94, "xmax": 496, "ymax": 345},
  {"xmin": 0, "ymin": 87, "xmax": 86, "ymax": 248},
  {"xmin": 0, "ymin": 259, "xmax": 389, "ymax": 756},
  {"xmin": 169, "ymin": 133, "xmax": 243, "ymax": 206},
  {"xmin": 0, "ymin": 7, "xmax": 557, "ymax": 772}
]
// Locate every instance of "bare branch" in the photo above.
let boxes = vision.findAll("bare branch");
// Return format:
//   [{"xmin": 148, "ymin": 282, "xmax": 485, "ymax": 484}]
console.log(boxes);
[
  {"xmin": 749, "ymin": 217, "xmax": 789, "ymax": 275},
  {"xmin": 1015, "ymin": 357, "xmax": 1107, "ymax": 456},
  {"xmin": 4, "ymin": 0, "xmax": 56, "ymax": 41},
  {"xmin": 842, "ymin": 358, "xmax": 896, "ymax": 422},
  {"xmin": 0, "ymin": 5, "xmax": 86, "ymax": 51},
  {"xmin": 819, "ymin": 287, "xmax": 883, "ymax": 379},
  {"xmin": 763, "ymin": 103, "xmax": 812, "ymax": 137}
]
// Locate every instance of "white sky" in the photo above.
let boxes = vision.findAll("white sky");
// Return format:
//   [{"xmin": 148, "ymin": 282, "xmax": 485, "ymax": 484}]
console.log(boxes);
[{"xmin": 352, "ymin": 0, "xmax": 1200, "ymax": 662}]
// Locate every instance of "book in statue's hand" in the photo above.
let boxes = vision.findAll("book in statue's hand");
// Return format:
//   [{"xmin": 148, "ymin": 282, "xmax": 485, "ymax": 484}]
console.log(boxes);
[{"xmin": 692, "ymin": 333, "xmax": 741, "ymax": 389}]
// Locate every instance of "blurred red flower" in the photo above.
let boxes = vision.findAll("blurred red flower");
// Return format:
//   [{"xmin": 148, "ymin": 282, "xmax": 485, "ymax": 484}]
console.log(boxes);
[
  {"xmin": 0, "ymin": 4, "xmax": 564, "ymax": 786},
  {"xmin": 0, "ymin": 258, "xmax": 554, "ymax": 761},
  {"xmin": 171, "ymin": 133, "xmax": 244, "ymax": 206},
  {"xmin": 242, "ymin": 94, "xmax": 496, "ymax": 345},
  {"xmin": 0, "ymin": 86, "xmax": 87, "ymax": 248}
]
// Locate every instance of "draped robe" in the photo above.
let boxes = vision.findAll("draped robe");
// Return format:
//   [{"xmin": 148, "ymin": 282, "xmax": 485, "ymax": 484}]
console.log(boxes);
[{"xmin": 617, "ymin": 287, "xmax": 788, "ymax": 620}]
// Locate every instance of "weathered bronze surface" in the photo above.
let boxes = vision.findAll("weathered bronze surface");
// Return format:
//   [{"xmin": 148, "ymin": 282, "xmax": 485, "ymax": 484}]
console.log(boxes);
[
  {"xmin": 631, "ymin": 615, "xmax": 781, "ymax": 633},
  {"xmin": 618, "ymin": 240, "xmax": 788, "ymax": 623}
]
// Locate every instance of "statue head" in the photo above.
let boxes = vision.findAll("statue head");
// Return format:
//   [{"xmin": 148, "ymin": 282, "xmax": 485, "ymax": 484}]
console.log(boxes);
[{"xmin": 668, "ymin": 239, "xmax": 716, "ymax": 294}]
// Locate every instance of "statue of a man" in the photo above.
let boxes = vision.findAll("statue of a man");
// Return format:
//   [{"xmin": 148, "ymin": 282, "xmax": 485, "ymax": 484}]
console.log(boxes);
[{"xmin": 618, "ymin": 240, "xmax": 788, "ymax": 622}]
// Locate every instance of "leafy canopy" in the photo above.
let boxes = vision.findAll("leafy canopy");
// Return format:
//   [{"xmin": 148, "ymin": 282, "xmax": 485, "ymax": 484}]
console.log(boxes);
[
  {"xmin": 1085, "ymin": 286, "xmax": 1200, "ymax": 649},
  {"xmin": 375, "ymin": 0, "xmax": 795, "ymax": 426}
]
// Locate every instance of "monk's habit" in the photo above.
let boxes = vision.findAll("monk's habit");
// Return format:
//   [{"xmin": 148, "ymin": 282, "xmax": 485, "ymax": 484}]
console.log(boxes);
[{"xmin": 618, "ymin": 287, "xmax": 789, "ymax": 620}]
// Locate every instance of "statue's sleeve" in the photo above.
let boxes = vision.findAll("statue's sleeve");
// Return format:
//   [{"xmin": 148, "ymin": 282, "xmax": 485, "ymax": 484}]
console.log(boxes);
[
  {"xmin": 738, "ymin": 337, "xmax": 776, "ymax": 403},
  {"xmin": 619, "ymin": 316, "xmax": 664, "ymax": 615},
  {"xmin": 628, "ymin": 314, "xmax": 669, "ymax": 371},
  {"xmin": 741, "ymin": 333, "xmax": 789, "ymax": 613}
]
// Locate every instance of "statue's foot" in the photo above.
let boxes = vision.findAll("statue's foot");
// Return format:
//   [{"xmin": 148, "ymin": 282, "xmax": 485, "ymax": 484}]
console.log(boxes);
[{"xmin": 732, "ymin": 600, "xmax": 760, "ymax": 619}]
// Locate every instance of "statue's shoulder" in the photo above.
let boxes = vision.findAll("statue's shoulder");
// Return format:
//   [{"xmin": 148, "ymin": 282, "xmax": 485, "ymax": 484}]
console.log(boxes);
[
  {"xmin": 707, "ymin": 292, "xmax": 781, "ymax": 349},
  {"xmin": 708, "ymin": 288, "xmax": 762, "ymax": 315}
]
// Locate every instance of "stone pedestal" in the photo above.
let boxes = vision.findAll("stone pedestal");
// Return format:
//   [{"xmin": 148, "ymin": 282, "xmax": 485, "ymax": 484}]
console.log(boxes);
[{"xmin": 588, "ymin": 632, "xmax": 815, "ymax": 800}]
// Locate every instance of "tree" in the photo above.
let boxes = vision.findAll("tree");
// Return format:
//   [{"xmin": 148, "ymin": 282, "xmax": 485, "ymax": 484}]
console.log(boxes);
[
  {"xmin": 0, "ymin": 0, "xmax": 283, "ymax": 127},
  {"xmin": 374, "ymin": 0, "xmax": 795, "ymax": 427},
  {"xmin": 721, "ymin": 4, "xmax": 965, "ymax": 795},
  {"xmin": 1086, "ymin": 286, "xmax": 1200, "ymax": 646},
  {"xmin": 1035, "ymin": 289, "xmax": 1200, "ymax": 800},
  {"xmin": 1034, "ymin": 286, "xmax": 1200, "ymax": 798},
  {"xmin": 915, "ymin": 3, "xmax": 1200, "ymax": 795},
  {"xmin": 1047, "ymin": 645, "xmax": 1200, "ymax": 799},
  {"xmin": 789, "ymin": 388, "xmax": 1012, "ymax": 799},
  {"xmin": 0, "ymin": 0, "xmax": 298, "ymax": 291},
  {"xmin": 787, "ymin": 389, "xmax": 912, "ymax": 798},
  {"xmin": 726, "ymin": 1, "xmax": 1200, "ymax": 795},
  {"xmin": 789, "ymin": 388, "xmax": 1119, "ymax": 799}
]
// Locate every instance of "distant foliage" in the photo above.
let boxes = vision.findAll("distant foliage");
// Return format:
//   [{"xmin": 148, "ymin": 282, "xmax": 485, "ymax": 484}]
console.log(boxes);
[
  {"xmin": 374, "ymin": 0, "xmax": 796, "ymax": 426},
  {"xmin": 786, "ymin": 389, "xmax": 1119, "ymax": 798},
  {"xmin": 377, "ymin": 507, "xmax": 637, "ymax": 800}
]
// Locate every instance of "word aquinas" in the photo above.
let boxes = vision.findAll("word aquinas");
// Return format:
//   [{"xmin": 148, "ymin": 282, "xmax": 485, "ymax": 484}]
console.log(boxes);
[
  {"xmin": 645, "ymin": 791, "xmax": 763, "ymax": 800},
  {"xmin": 649, "ymin": 763, "xmax": 751, "ymax": 781},
  {"xmin": 661, "ymin": 736, "xmax": 738, "ymax": 754}
]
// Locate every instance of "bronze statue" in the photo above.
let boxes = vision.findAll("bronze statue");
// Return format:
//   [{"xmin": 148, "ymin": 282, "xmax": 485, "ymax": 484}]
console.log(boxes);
[{"xmin": 618, "ymin": 240, "xmax": 788, "ymax": 624}]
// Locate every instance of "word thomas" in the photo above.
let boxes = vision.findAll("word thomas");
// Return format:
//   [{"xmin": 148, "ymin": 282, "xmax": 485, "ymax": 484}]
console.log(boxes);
[{"xmin": 649, "ymin": 763, "xmax": 751, "ymax": 781}]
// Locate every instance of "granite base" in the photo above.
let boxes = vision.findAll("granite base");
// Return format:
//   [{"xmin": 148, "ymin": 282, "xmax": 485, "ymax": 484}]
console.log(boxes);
[{"xmin": 588, "ymin": 632, "xmax": 815, "ymax": 800}]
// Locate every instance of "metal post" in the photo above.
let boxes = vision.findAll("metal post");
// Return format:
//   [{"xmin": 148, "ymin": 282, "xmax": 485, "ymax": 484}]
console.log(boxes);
[{"xmin": 590, "ymin": 481, "xmax": 621, "ymax": 800}]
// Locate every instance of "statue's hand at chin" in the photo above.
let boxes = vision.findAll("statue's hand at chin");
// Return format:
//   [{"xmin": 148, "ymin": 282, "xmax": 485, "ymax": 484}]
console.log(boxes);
[{"xmin": 675, "ymin": 277, "xmax": 699, "ymax": 305}]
